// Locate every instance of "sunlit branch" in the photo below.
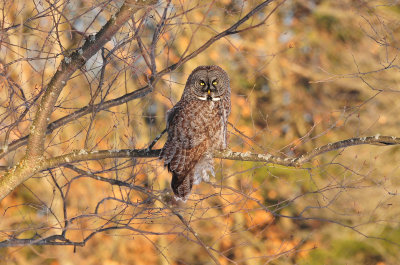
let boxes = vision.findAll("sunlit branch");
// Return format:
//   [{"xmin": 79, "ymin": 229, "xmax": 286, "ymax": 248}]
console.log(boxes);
[
  {"xmin": 1, "ymin": 134, "xmax": 398, "ymax": 175},
  {"xmin": 215, "ymin": 135, "xmax": 399, "ymax": 167},
  {"xmin": 2, "ymin": 135, "xmax": 395, "ymax": 175}
]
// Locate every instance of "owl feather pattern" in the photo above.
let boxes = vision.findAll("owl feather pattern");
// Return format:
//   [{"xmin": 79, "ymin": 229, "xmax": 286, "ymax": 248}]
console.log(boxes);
[{"xmin": 160, "ymin": 65, "xmax": 231, "ymax": 201}]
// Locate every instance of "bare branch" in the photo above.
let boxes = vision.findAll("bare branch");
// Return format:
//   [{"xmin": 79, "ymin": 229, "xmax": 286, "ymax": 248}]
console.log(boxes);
[
  {"xmin": 216, "ymin": 135, "xmax": 400, "ymax": 167},
  {"xmin": 157, "ymin": 0, "xmax": 277, "ymax": 76},
  {"xmin": 0, "ymin": 0, "xmax": 280, "ymax": 160},
  {"xmin": 2, "ymin": 134, "xmax": 396, "ymax": 178},
  {"xmin": 0, "ymin": 85, "xmax": 153, "ymax": 159},
  {"xmin": 26, "ymin": 0, "xmax": 158, "ymax": 158},
  {"xmin": 0, "ymin": 0, "xmax": 158, "ymax": 201}
]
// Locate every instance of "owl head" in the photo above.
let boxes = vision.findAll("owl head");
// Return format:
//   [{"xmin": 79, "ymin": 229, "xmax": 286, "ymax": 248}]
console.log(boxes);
[{"xmin": 183, "ymin": 65, "xmax": 230, "ymax": 101}]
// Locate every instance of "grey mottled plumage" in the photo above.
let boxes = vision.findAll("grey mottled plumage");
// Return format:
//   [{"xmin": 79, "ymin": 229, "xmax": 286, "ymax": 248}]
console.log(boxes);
[{"xmin": 159, "ymin": 65, "xmax": 231, "ymax": 201}]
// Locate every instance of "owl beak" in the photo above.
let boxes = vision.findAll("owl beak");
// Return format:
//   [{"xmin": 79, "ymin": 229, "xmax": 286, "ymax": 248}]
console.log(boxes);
[
  {"xmin": 207, "ymin": 88, "xmax": 212, "ymax": 100},
  {"xmin": 205, "ymin": 82, "xmax": 215, "ymax": 101}
]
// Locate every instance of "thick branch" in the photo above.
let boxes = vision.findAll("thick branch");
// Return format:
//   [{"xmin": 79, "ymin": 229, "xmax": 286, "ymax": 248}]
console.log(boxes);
[
  {"xmin": 2, "ymin": 135, "xmax": 397, "ymax": 177},
  {"xmin": 295, "ymin": 135, "xmax": 398, "ymax": 165},
  {"xmin": 0, "ymin": 135, "xmax": 397, "ymax": 247},
  {"xmin": 216, "ymin": 135, "xmax": 399, "ymax": 167},
  {"xmin": 0, "ymin": 235, "xmax": 80, "ymax": 248}
]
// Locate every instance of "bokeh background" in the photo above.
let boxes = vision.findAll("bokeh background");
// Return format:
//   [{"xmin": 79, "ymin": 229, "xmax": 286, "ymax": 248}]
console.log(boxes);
[{"xmin": 1, "ymin": 0, "xmax": 400, "ymax": 264}]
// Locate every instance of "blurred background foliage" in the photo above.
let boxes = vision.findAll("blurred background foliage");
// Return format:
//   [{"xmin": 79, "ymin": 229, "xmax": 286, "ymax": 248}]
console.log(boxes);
[{"xmin": 1, "ymin": 0, "xmax": 400, "ymax": 264}]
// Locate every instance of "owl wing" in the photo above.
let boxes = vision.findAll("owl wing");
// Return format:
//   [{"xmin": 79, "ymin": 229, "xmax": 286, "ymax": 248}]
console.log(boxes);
[
  {"xmin": 166, "ymin": 102, "xmax": 208, "ymax": 147},
  {"xmin": 169, "ymin": 140, "xmax": 209, "ymax": 199},
  {"xmin": 159, "ymin": 101, "xmax": 211, "ymax": 199}
]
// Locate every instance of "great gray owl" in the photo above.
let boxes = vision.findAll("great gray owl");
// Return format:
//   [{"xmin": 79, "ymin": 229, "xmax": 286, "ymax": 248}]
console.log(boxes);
[{"xmin": 159, "ymin": 65, "xmax": 231, "ymax": 201}]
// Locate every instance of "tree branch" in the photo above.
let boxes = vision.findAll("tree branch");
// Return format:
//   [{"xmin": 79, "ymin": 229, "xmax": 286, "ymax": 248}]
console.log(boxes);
[
  {"xmin": 2, "ymin": 135, "xmax": 397, "ymax": 178},
  {"xmin": 215, "ymin": 135, "xmax": 399, "ymax": 167},
  {"xmin": 156, "ymin": 0, "xmax": 276, "ymax": 76},
  {"xmin": 0, "ymin": 0, "xmax": 158, "ymax": 202},
  {"xmin": 1, "ymin": 134, "xmax": 397, "ymax": 249},
  {"xmin": 26, "ymin": 0, "xmax": 158, "ymax": 157},
  {"xmin": 0, "ymin": 0, "xmax": 279, "ymax": 160}
]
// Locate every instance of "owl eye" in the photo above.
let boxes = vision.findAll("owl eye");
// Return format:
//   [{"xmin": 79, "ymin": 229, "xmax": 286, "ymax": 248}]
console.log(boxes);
[
  {"xmin": 212, "ymin": 80, "xmax": 218, "ymax": 86},
  {"xmin": 199, "ymin": 81, "xmax": 206, "ymax": 86}
]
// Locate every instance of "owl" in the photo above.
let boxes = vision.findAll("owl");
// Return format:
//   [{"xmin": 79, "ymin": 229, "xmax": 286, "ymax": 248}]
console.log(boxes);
[{"xmin": 159, "ymin": 65, "xmax": 231, "ymax": 201}]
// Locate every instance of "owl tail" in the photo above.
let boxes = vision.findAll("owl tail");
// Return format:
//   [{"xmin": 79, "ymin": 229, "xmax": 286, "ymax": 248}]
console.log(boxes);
[
  {"xmin": 160, "ymin": 140, "xmax": 212, "ymax": 201},
  {"xmin": 171, "ymin": 171, "xmax": 193, "ymax": 201},
  {"xmin": 170, "ymin": 153, "xmax": 215, "ymax": 202}
]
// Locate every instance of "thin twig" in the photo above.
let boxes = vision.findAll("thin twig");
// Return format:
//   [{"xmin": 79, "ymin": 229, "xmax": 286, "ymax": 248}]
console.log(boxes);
[{"xmin": 147, "ymin": 128, "xmax": 167, "ymax": 150}]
